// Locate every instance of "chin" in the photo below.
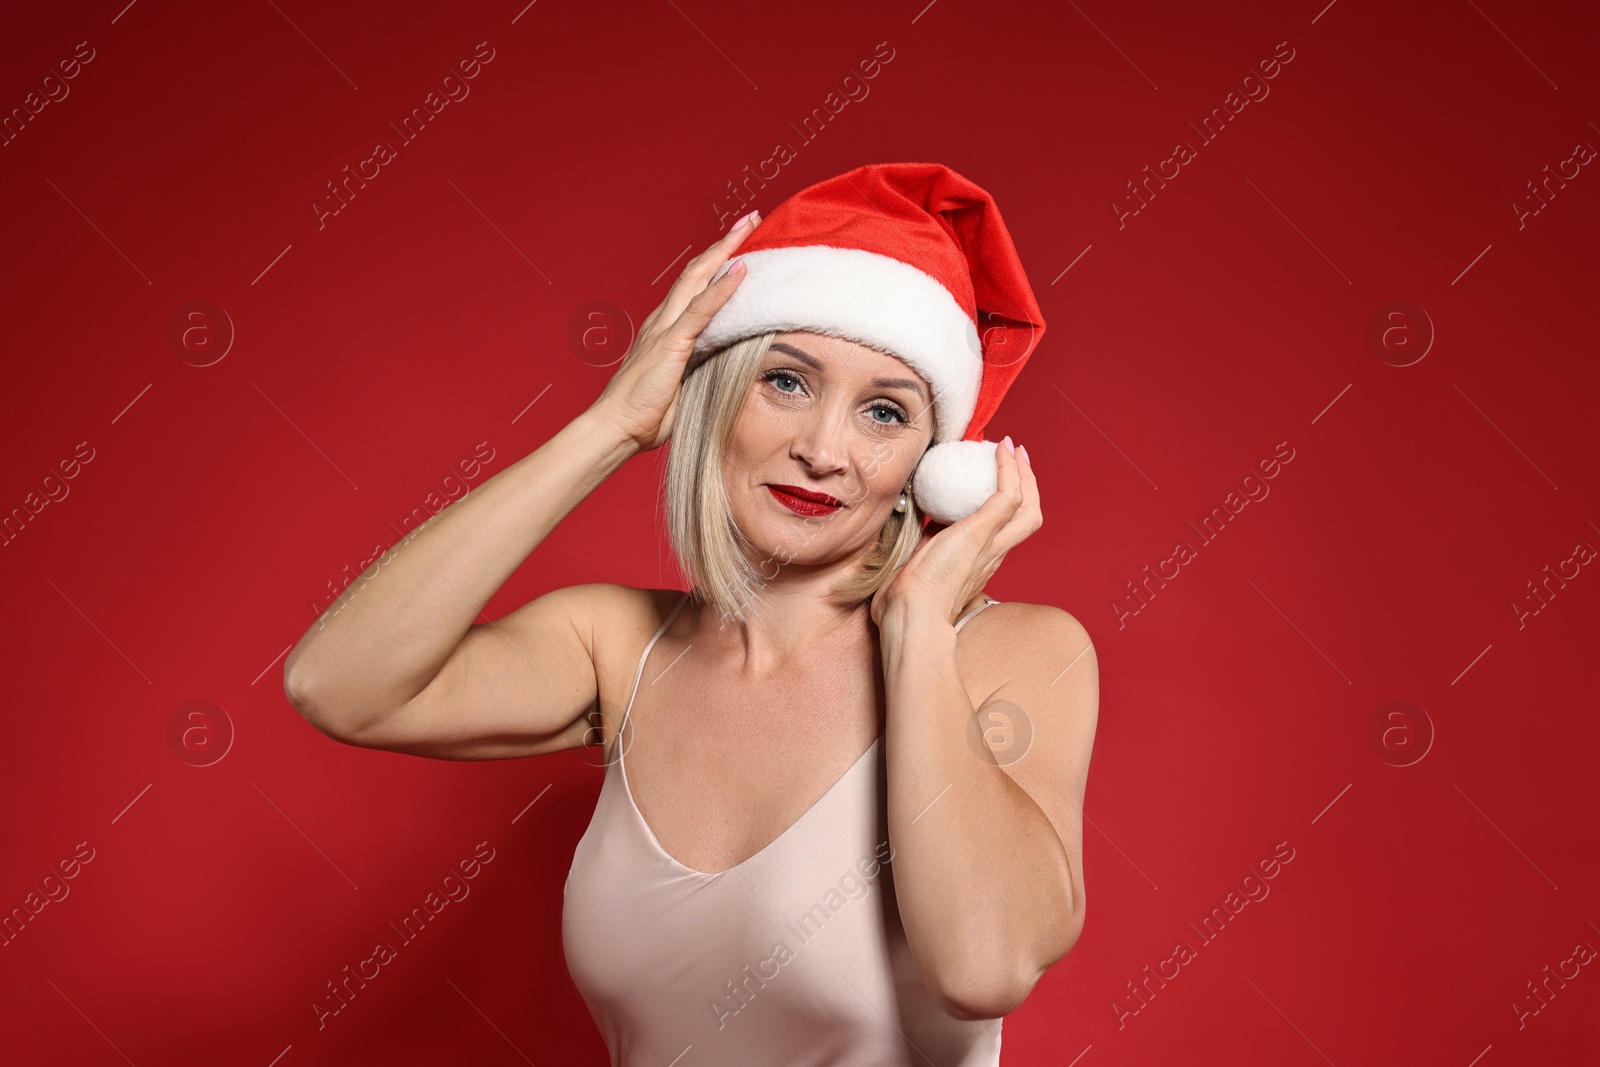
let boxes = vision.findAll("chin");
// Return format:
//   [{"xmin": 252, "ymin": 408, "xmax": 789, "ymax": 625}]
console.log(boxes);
[{"xmin": 757, "ymin": 526, "xmax": 881, "ymax": 572}]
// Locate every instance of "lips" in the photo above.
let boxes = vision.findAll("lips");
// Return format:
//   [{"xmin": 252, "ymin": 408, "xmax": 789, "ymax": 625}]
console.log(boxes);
[{"xmin": 767, "ymin": 484, "xmax": 845, "ymax": 517}]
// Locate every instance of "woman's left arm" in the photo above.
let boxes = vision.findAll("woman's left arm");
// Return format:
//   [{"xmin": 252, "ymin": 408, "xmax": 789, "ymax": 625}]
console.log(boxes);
[
  {"xmin": 873, "ymin": 439, "xmax": 1099, "ymax": 1022},
  {"xmin": 880, "ymin": 599, "xmax": 1098, "ymax": 1022}
]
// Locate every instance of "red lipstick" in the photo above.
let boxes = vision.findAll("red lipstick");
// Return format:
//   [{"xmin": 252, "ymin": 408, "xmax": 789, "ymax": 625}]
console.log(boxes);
[{"xmin": 767, "ymin": 485, "xmax": 845, "ymax": 517}]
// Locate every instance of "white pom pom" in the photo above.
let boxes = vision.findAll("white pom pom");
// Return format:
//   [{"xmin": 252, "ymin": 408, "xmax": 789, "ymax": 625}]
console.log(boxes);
[{"xmin": 912, "ymin": 439, "xmax": 999, "ymax": 524}]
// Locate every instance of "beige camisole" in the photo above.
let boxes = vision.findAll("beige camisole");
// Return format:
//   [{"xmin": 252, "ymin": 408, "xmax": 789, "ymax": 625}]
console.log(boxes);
[{"xmin": 563, "ymin": 590, "xmax": 1004, "ymax": 1065}]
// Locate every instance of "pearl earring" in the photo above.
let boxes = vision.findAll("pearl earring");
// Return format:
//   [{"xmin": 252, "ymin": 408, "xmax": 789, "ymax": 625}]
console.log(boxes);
[{"xmin": 894, "ymin": 492, "xmax": 910, "ymax": 513}]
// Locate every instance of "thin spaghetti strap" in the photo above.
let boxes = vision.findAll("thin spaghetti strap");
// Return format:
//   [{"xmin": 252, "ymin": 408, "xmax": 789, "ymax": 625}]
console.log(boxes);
[
  {"xmin": 618, "ymin": 591, "xmax": 692, "ymax": 738},
  {"xmin": 954, "ymin": 596, "xmax": 1001, "ymax": 633}
]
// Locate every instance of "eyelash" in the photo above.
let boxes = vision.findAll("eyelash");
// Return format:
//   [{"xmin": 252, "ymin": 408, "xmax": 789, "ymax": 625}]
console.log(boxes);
[{"xmin": 761, "ymin": 370, "xmax": 911, "ymax": 425}]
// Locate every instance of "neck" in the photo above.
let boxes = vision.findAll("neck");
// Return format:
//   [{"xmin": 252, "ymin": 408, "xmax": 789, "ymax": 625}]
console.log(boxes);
[{"xmin": 693, "ymin": 566, "xmax": 879, "ymax": 677}]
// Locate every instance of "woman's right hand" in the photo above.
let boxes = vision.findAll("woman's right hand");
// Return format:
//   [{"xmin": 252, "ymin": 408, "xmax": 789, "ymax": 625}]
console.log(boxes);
[{"xmin": 590, "ymin": 210, "xmax": 762, "ymax": 452}]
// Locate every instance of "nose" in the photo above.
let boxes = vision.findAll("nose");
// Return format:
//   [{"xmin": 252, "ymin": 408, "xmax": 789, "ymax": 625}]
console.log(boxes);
[{"xmin": 790, "ymin": 404, "xmax": 851, "ymax": 475}]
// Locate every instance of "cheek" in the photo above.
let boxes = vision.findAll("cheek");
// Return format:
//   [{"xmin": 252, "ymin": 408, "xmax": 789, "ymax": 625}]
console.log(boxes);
[
  {"xmin": 861, "ymin": 443, "xmax": 920, "ymax": 489},
  {"xmin": 722, "ymin": 430, "xmax": 762, "ymax": 474}
]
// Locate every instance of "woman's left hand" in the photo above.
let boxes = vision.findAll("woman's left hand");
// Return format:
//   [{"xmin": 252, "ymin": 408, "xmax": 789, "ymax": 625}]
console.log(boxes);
[{"xmin": 870, "ymin": 437, "xmax": 1041, "ymax": 630}]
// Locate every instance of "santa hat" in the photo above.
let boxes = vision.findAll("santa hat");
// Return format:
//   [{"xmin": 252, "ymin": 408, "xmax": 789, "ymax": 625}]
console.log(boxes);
[{"xmin": 693, "ymin": 162, "xmax": 1047, "ymax": 525}]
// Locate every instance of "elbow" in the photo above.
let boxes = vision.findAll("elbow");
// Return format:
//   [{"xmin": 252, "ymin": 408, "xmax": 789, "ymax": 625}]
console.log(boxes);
[
  {"xmin": 934, "ymin": 908, "xmax": 1087, "ymax": 1021},
  {"xmin": 1053, "ymin": 894, "xmax": 1087, "ymax": 959},
  {"xmin": 929, "ymin": 954, "xmax": 1035, "ymax": 1022},
  {"xmin": 283, "ymin": 667, "xmax": 318, "ymax": 725},
  {"xmin": 1037, "ymin": 898, "xmax": 1088, "ymax": 975},
  {"xmin": 283, "ymin": 669, "xmax": 359, "ymax": 745},
  {"xmin": 283, "ymin": 664, "xmax": 311, "ymax": 715},
  {"xmin": 932, "ymin": 970, "xmax": 1026, "ymax": 1022},
  {"xmin": 283, "ymin": 666, "xmax": 327, "ymax": 729}
]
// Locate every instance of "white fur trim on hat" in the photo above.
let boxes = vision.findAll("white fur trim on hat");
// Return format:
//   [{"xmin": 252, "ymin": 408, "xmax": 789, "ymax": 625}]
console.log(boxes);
[
  {"xmin": 699, "ymin": 245, "xmax": 982, "ymax": 446},
  {"xmin": 912, "ymin": 439, "xmax": 1000, "ymax": 525}
]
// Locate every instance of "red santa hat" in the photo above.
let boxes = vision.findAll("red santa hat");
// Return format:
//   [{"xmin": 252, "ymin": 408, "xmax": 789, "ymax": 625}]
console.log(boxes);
[{"xmin": 694, "ymin": 162, "xmax": 1047, "ymax": 525}]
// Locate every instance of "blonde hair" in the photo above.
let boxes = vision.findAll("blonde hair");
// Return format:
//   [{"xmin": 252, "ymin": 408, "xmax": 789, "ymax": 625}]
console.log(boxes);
[{"xmin": 664, "ymin": 330, "xmax": 928, "ymax": 626}]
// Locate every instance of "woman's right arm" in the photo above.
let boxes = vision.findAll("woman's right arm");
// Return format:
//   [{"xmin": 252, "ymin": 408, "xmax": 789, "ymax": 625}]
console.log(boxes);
[
  {"xmin": 283, "ymin": 210, "xmax": 760, "ymax": 760},
  {"xmin": 282, "ymin": 412, "xmax": 639, "ymax": 759}
]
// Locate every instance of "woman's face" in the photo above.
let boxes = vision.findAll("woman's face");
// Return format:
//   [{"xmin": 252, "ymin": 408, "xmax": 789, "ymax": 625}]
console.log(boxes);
[{"xmin": 722, "ymin": 330, "xmax": 936, "ymax": 569}]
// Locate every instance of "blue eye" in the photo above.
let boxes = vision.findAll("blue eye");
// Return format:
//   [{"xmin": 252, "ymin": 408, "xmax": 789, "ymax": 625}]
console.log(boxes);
[{"xmin": 762, "ymin": 370, "xmax": 910, "ymax": 426}]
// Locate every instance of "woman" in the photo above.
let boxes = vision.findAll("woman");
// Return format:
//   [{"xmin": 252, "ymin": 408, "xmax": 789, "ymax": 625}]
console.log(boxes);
[{"xmin": 284, "ymin": 163, "xmax": 1098, "ymax": 1065}]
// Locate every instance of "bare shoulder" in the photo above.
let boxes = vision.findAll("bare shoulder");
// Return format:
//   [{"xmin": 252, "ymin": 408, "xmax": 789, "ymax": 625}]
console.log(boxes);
[
  {"xmin": 565, "ymin": 582, "xmax": 676, "ymax": 636},
  {"xmin": 565, "ymin": 583, "xmax": 683, "ymax": 679},
  {"xmin": 580, "ymin": 584, "xmax": 692, "ymax": 754},
  {"xmin": 955, "ymin": 599, "xmax": 1097, "ymax": 704},
  {"xmin": 961, "ymin": 598, "xmax": 1091, "ymax": 645}
]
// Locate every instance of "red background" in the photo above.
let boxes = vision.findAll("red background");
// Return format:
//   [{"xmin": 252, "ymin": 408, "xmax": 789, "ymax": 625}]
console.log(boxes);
[{"xmin": 3, "ymin": 0, "xmax": 1597, "ymax": 1063}]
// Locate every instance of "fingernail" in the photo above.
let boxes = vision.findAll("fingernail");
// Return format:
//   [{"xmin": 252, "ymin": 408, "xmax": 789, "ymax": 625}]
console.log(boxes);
[
  {"xmin": 729, "ymin": 257, "xmax": 746, "ymax": 274},
  {"xmin": 733, "ymin": 210, "xmax": 758, "ymax": 231},
  {"xmin": 1002, "ymin": 435, "xmax": 1014, "ymax": 454},
  {"xmin": 1018, "ymin": 444, "xmax": 1030, "ymax": 464}
]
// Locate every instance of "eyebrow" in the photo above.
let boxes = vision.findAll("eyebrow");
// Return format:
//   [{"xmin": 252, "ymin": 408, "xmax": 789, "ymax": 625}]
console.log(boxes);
[{"xmin": 767, "ymin": 342, "xmax": 930, "ymax": 402}]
